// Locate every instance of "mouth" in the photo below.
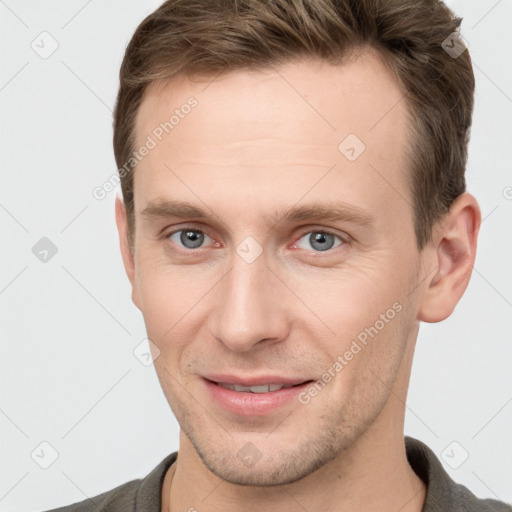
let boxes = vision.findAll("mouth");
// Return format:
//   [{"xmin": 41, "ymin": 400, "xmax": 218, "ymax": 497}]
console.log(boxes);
[
  {"xmin": 202, "ymin": 376, "xmax": 315, "ymax": 416},
  {"xmin": 212, "ymin": 381, "xmax": 312, "ymax": 393}
]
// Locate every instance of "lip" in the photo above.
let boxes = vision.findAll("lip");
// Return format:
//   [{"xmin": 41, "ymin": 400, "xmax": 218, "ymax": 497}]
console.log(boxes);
[
  {"xmin": 202, "ymin": 374, "xmax": 310, "ymax": 387},
  {"xmin": 202, "ymin": 376, "xmax": 314, "ymax": 416}
]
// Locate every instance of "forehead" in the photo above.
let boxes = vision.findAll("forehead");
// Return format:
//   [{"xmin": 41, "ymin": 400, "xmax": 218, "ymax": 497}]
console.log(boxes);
[{"xmin": 133, "ymin": 49, "xmax": 412, "ymax": 229}]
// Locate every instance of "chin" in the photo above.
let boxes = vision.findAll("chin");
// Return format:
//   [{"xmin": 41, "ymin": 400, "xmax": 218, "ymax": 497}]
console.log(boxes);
[{"xmin": 189, "ymin": 426, "xmax": 346, "ymax": 487}]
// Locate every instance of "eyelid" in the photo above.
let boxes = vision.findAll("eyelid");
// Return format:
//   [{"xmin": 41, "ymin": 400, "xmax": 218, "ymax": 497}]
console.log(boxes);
[
  {"xmin": 163, "ymin": 221, "xmax": 212, "ymax": 237},
  {"xmin": 165, "ymin": 225, "xmax": 209, "ymax": 237}
]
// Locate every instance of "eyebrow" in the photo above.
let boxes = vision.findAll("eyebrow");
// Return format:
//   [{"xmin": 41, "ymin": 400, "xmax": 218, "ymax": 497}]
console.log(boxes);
[{"xmin": 140, "ymin": 199, "xmax": 375, "ymax": 227}]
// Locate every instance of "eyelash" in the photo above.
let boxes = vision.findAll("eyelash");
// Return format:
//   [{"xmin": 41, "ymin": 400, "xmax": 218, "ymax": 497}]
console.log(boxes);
[{"xmin": 164, "ymin": 226, "xmax": 348, "ymax": 255}]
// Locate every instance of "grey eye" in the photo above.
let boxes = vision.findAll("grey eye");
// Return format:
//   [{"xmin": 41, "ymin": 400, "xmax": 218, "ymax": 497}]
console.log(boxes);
[
  {"xmin": 169, "ymin": 229, "xmax": 211, "ymax": 249},
  {"xmin": 296, "ymin": 231, "xmax": 343, "ymax": 252}
]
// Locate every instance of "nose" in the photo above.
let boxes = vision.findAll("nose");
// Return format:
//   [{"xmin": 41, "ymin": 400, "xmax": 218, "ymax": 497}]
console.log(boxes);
[{"xmin": 209, "ymin": 250, "xmax": 290, "ymax": 353}]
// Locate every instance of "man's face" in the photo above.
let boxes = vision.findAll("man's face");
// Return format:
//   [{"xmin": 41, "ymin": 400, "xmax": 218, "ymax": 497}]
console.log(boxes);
[{"xmin": 125, "ymin": 50, "xmax": 430, "ymax": 485}]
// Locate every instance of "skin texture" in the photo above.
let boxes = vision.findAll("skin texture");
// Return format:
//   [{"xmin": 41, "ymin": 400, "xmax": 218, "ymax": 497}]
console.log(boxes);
[{"xmin": 115, "ymin": 48, "xmax": 481, "ymax": 512}]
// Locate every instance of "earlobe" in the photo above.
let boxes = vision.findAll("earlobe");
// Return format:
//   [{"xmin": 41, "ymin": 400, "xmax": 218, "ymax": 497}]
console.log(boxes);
[
  {"xmin": 418, "ymin": 193, "xmax": 481, "ymax": 323},
  {"xmin": 115, "ymin": 195, "xmax": 141, "ymax": 309}
]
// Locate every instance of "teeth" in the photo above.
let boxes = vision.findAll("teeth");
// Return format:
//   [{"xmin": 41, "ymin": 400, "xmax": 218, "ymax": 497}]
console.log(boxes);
[
  {"xmin": 245, "ymin": 384, "xmax": 270, "ymax": 393},
  {"xmin": 217, "ymin": 383, "xmax": 295, "ymax": 393}
]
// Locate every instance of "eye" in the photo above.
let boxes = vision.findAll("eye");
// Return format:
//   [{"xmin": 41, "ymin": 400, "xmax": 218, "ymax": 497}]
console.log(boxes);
[
  {"xmin": 167, "ymin": 228, "xmax": 214, "ymax": 250},
  {"xmin": 295, "ymin": 230, "xmax": 345, "ymax": 252}
]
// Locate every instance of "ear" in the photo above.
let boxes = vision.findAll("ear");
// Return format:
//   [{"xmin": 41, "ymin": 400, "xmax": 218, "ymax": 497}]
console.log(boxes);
[
  {"xmin": 115, "ymin": 194, "xmax": 141, "ymax": 311},
  {"xmin": 418, "ymin": 192, "xmax": 481, "ymax": 323}
]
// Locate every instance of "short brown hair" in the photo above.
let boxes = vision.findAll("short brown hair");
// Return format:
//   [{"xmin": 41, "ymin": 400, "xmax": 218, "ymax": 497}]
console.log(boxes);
[{"xmin": 113, "ymin": 0, "xmax": 474, "ymax": 252}]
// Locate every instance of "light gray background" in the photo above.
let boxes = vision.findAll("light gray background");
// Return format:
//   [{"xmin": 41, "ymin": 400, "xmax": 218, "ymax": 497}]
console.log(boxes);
[{"xmin": 1, "ymin": 1, "xmax": 511, "ymax": 510}]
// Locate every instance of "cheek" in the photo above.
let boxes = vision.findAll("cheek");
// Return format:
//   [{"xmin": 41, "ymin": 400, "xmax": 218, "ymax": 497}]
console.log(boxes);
[
  {"xmin": 287, "ymin": 258, "xmax": 407, "ymax": 334},
  {"xmin": 135, "ymin": 252, "xmax": 201, "ymax": 320},
  {"xmin": 134, "ymin": 255, "xmax": 219, "ymax": 370},
  {"xmin": 288, "ymin": 260, "xmax": 412, "ymax": 386},
  {"xmin": 315, "ymin": 300, "xmax": 409, "ymax": 423}
]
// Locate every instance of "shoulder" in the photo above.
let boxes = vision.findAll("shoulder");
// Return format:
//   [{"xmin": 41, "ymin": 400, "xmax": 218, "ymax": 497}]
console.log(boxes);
[
  {"xmin": 405, "ymin": 436, "xmax": 511, "ymax": 511},
  {"xmin": 40, "ymin": 452, "xmax": 178, "ymax": 512},
  {"xmin": 41, "ymin": 480, "xmax": 139, "ymax": 512}
]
